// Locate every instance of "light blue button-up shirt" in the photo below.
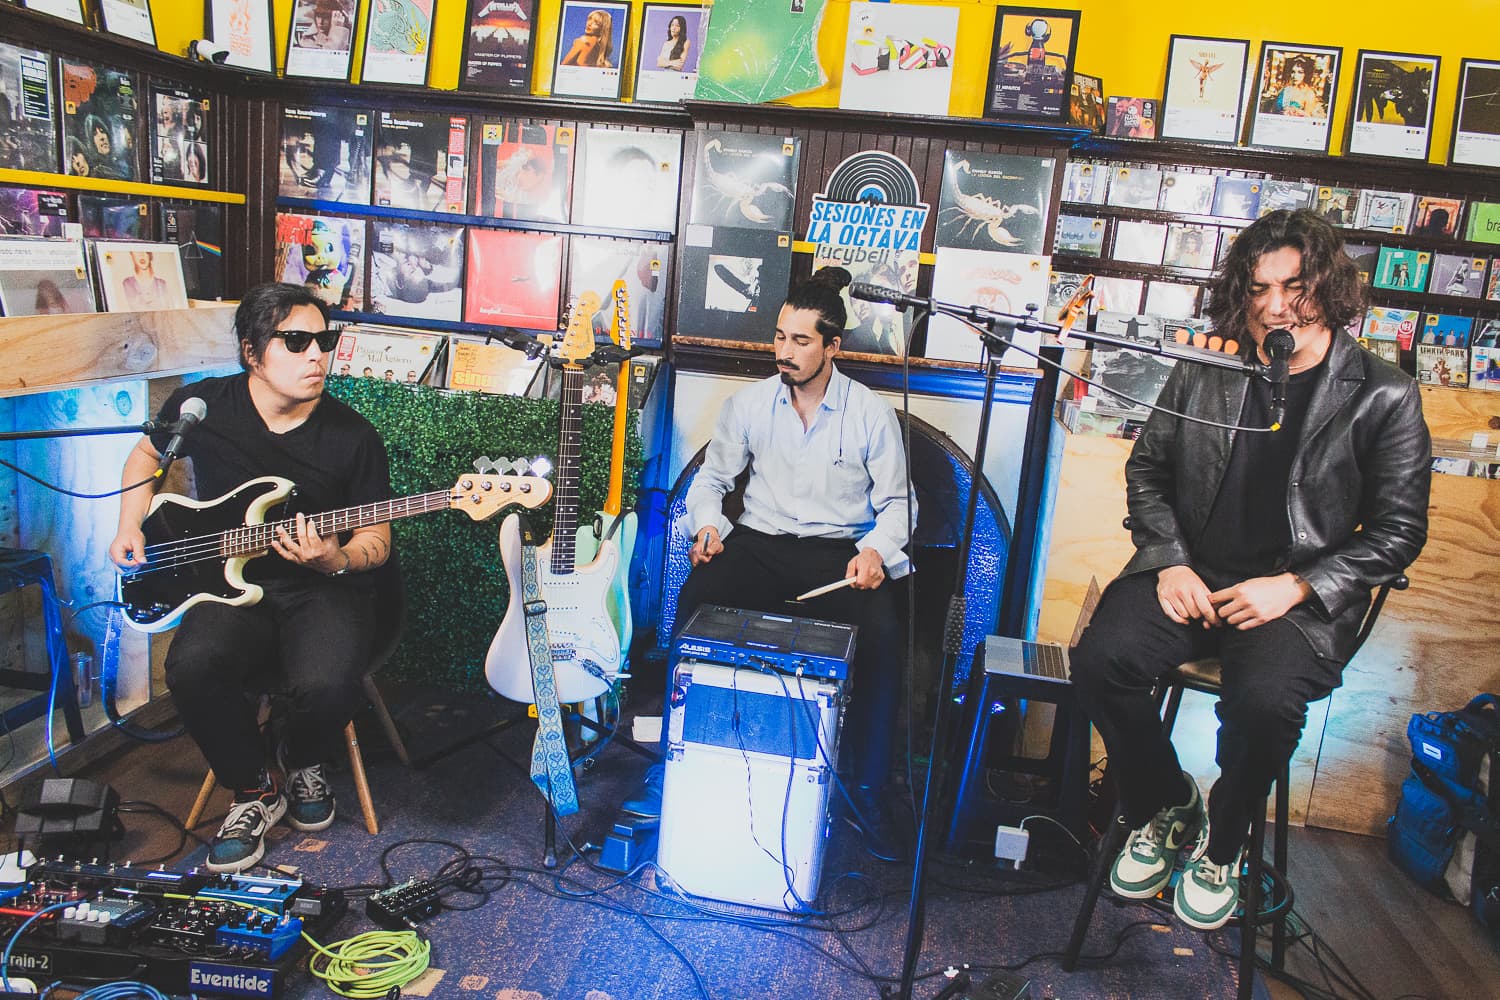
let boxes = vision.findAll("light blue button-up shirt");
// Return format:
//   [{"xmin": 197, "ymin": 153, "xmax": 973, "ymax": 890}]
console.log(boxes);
[{"xmin": 685, "ymin": 365, "xmax": 916, "ymax": 578}]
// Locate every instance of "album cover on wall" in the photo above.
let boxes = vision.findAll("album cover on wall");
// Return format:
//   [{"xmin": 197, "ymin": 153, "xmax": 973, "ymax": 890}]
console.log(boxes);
[
  {"xmin": 78, "ymin": 195, "xmax": 148, "ymax": 238},
  {"xmin": 1112, "ymin": 220, "xmax": 1168, "ymax": 265},
  {"xmin": 1257, "ymin": 180, "xmax": 1316, "ymax": 215},
  {"xmin": 925, "ymin": 247, "xmax": 1049, "ymax": 367},
  {"xmin": 1347, "ymin": 50, "xmax": 1440, "ymax": 161},
  {"xmin": 1061, "ymin": 161, "xmax": 1108, "ymax": 204},
  {"xmin": 1055, "ymin": 214, "xmax": 1105, "ymax": 256},
  {"xmin": 1412, "ymin": 196, "xmax": 1463, "ymax": 238},
  {"xmin": 1416, "ymin": 344, "xmax": 1467, "ymax": 387},
  {"xmin": 460, "ymin": 0, "xmax": 539, "ymax": 93},
  {"xmin": 0, "ymin": 189, "xmax": 69, "ymax": 237},
  {"xmin": 369, "ymin": 221, "xmax": 465, "ymax": 323},
  {"xmin": 1247, "ymin": 42, "xmax": 1341, "ymax": 153},
  {"xmin": 1372, "ymin": 246, "xmax": 1431, "ymax": 292},
  {"xmin": 1466, "ymin": 202, "xmax": 1500, "ymax": 245},
  {"xmin": 1045, "ymin": 269, "xmax": 1087, "ymax": 322},
  {"xmin": 0, "ymin": 237, "xmax": 95, "ymax": 317},
  {"xmin": 1313, "ymin": 186, "xmax": 1358, "ymax": 226},
  {"xmin": 935, "ymin": 150, "xmax": 1055, "ymax": 255},
  {"xmin": 1163, "ymin": 223, "xmax": 1218, "ymax": 270},
  {"xmin": 360, "ymin": 0, "xmax": 436, "ymax": 85},
  {"xmin": 1362, "ymin": 306, "xmax": 1420, "ymax": 349},
  {"xmin": 332, "ymin": 326, "xmax": 445, "ymax": 383},
  {"xmin": 463, "ymin": 228, "xmax": 564, "ymax": 331},
  {"xmin": 1090, "ymin": 275, "xmax": 1144, "ymax": 314},
  {"xmin": 1069, "ymin": 72, "xmax": 1105, "ymax": 131},
  {"xmin": 159, "ymin": 203, "xmax": 224, "ymax": 301},
  {"xmin": 689, "ymin": 132, "xmax": 799, "ymax": 231},
  {"xmin": 475, "ymin": 120, "xmax": 574, "ymax": 224},
  {"xmin": 284, "ymin": 0, "xmax": 358, "ymax": 81},
  {"xmin": 1344, "ymin": 242, "xmax": 1378, "ymax": 284},
  {"xmin": 1470, "ymin": 344, "xmax": 1500, "ymax": 390},
  {"xmin": 1105, "ymin": 167, "xmax": 1162, "ymax": 210},
  {"xmin": 374, "ymin": 111, "xmax": 467, "ymax": 213},
  {"xmin": 1211, "ymin": 177, "xmax": 1262, "ymax": 220},
  {"xmin": 573, "ymin": 127, "xmax": 682, "ymax": 233},
  {"xmin": 632, "ymin": 3, "xmax": 706, "ymax": 104},
  {"xmin": 1143, "ymin": 280, "xmax": 1201, "ymax": 320},
  {"xmin": 0, "ymin": 42, "xmax": 56, "ymax": 172},
  {"xmin": 1355, "ymin": 189, "xmax": 1415, "ymax": 232},
  {"xmin": 150, "ymin": 84, "xmax": 211, "ymax": 186},
  {"xmin": 1419, "ymin": 312, "xmax": 1474, "ymax": 348},
  {"xmin": 840, "ymin": 0, "xmax": 959, "ymax": 116},
  {"xmin": 1105, "ymin": 96, "xmax": 1157, "ymax": 137},
  {"xmin": 274, "ymin": 213, "xmax": 366, "ymax": 312},
  {"xmin": 1488, "ymin": 259, "xmax": 1500, "ymax": 301},
  {"xmin": 1089, "ymin": 311, "xmax": 1175, "ymax": 413},
  {"xmin": 811, "ymin": 244, "xmax": 916, "ymax": 356},
  {"xmin": 1161, "ymin": 35, "xmax": 1250, "ymax": 144},
  {"xmin": 93, "ymin": 241, "xmax": 188, "ymax": 312},
  {"xmin": 1429, "ymin": 254, "xmax": 1486, "ymax": 298},
  {"xmin": 277, "ymin": 105, "xmax": 373, "ymax": 204},
  {"xmin": 983, "ymin": 6, "xmax": 1079, "ymax": 122},
  {"xmin": 59, "ymin": 58, "xmax": 138, "ymax": 181},
  {"xmin": 676, "ymin": 226, "xmax": 792, "ymax": 345},
  {"xmin": 551, "ymin": 0, "xmax": 630, "ymax": 100},
  {"xmin": 1158, "ymin": 171, "xmax": 1217, "ymax": 215},
  {"xmin": 1451, "ymin": 59, "xmax": 1500, "ymax": 170},
  {"xmin": 567, "ymin": 236, "xmax": 671, "ymax": 347},
  {"xmin": 447, "ymin": 337, "xmax": 544, "ymax": 395}
]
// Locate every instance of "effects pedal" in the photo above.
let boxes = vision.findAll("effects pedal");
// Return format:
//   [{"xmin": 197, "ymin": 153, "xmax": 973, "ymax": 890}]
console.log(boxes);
[
  {"xmin": 968, "ymin": 969, "xmax": 1031, "ymax": 1000},
  {"xmin": 365, "ymin": 878, "xmax": 444, "ymax": 930}
]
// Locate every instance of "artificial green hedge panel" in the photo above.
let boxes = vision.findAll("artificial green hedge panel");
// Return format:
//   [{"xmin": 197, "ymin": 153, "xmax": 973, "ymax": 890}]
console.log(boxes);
[{"xmin": 327, "ymin": 376, "xmax": 642, "ymax": 692}]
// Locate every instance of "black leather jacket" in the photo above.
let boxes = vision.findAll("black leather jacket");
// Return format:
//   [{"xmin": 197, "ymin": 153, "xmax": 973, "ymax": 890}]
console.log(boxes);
[{"xmin": 1120, "ymin": 330, "xmax": 1431, "ymax": 661}]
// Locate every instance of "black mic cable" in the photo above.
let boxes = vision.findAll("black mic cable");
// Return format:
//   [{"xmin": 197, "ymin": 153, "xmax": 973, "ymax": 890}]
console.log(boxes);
[
  {"xmin": 1263, "ymin": 328, "xmax": 1296, "ymax": 432},
  {"xmin": 156, "ymin": 396, "xmax": 207, "ymax": 476}
]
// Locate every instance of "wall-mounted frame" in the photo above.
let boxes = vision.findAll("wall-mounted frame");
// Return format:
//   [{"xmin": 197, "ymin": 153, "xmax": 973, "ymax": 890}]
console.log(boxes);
[
  {"xmin": 551, "ymin": 0, "xmax": 630, "ymax": 101},
  {"xmin": 1160, "ymin": 35, "xmax": 1250, "ymax": 145},
  {"xmin": 982, "ymin": 6, "xmax": 1079, "ymax": 122},
  {"xmin": 96, "ymin": 0, "xmax": 158, "ymax": 46},
  {"xmin": 206, "ymin": 0, "xmax": 276, "ymax": 75},
  {"xmin": 284, "ymin": 0, "xmax": 359, "ymax": 82},
  {"xmin": 459, "ymin": 0, "xmax": 539, "ymax": 94},
  {"xmin": 1245, "ymin": 41, "xmax": 1341, "ymax": 153},
  {"xmin": 631, "ymin": 3, "xmax": 704, "ymax": 105},
  {"xmin": 1450, "ymin": 58, "xmax": 1500, "ymax": 171},
  {"xmin": 359, "ymin": 0, "xmax": 437, "ymax": 87},
  {"xmin": 19, "ymin": 0, "xmax": 86, "ymax": 26},
  {"xmin": 1345, "ymin": 49, "xmax": 1440, "ymax": 162}
]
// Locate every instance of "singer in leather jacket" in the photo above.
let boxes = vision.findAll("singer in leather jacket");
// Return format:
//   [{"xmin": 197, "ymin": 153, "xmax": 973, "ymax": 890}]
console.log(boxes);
[{"xmin": 1069, "ymin": 210, "xmax": 1431, "ymax": 931}]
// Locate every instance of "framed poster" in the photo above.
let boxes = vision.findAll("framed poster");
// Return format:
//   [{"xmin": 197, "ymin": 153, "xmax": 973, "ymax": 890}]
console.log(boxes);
[
  {"xmin": 150, "ymin": 83, "xmax": 212, "ymax": 186},
  {"xmin": 206, "ymin": 0, "xmax": 276, "ymax": 75},
  {"xmin": 1246, "ymin": 42, "xmax": 1341, "ymax": 152},
  {"xmin": 360, "ymin": 0, "xmax": 436, "ymax": 86},
  {"xmin": 97, "ymin": 0, "xmax": 158, "ymax": 45},
  {"xmin": 19, "ymin": 0, "xmax": 86, "ymax": 25},
  {"xmin": 552, "ymin": 0, "xmax": 630, "ymax": 100},
  {"xmin": 840, "ymin": 1, "xmax": 958, "ymax": 116},
  {"xmin": 982, "ymin": 6, "xmax": 1079, "ymax": 122},
  {"xmin": 459, "ymin": 0, "xmax": 539, "ymax": 94},
  {"xmin": 1161, "ymin": 35, "xmax": 1250, "ymax": 144},
  {"xmin": 1346, "ymin": 50, "xmax": 1439, "ymax": 161},
  {"xmin": 632, "ymin": 3, "xmax": 705, "ymax": 105},
  {"xmin": 284, "ymin": 0, "xmax": 358, "ymax": 81},
  {"xmin": 1451, "ymin": 59, "xmax": 1500, "ymax": 170}
]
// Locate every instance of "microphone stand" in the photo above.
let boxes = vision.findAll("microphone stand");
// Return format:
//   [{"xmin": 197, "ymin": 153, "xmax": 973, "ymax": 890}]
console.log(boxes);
[{"xmin": 0, "ymin": 420, "xmax": 169, "ymax": 443}]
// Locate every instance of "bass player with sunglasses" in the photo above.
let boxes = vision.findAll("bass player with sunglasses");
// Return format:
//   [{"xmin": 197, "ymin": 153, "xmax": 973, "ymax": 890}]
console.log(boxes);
[{"xmin": 108, "ymin": 282, "xmax": 394, "ymax": 873}]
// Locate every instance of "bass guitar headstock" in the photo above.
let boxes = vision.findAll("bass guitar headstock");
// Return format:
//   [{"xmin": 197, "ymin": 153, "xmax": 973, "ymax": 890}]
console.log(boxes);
[{"xmin": 451, "ymin": 457, "xmax": 554, "ymax": 521}]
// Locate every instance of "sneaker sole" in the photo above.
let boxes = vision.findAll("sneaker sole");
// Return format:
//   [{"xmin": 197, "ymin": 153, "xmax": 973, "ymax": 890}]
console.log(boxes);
[
  {"xmin": 287, "ymin": 808, "xmax": 335, "ymax": 833},
  {"xmin": 1109, "ymin": 872, "xmax": 1172, "ymax": 900},
  {"xmin": 1173, "ymin": 898, "xmax": 1238, "ymax": 931}
]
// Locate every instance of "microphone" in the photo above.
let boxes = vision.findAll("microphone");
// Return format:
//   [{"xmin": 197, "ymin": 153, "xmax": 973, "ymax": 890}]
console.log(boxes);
[
  {"xmin": 1264, "ymin": 329, "xmax": 1295, "ymax": 431},
  {"xmin": 157, "ymin": 397, "xmax": 207, "ymax": 475},
  {"xmin": 849, "ymin": 282, "xmax": 930, "ymax": 311}
]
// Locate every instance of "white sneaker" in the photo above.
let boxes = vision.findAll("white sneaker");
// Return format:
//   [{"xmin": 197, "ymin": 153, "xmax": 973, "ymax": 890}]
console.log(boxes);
[{"xmin": 1109, "ymin": 773, "xmax": 1205, "ymax": 899}]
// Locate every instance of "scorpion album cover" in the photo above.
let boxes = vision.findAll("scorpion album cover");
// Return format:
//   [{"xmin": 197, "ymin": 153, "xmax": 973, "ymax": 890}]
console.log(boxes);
[
  {"xmin": 689, "ymin": 132, "xmax": 799, "ymax": 232},
  {"xmin": 475, "ymin": 120, "xmax": 574, "ymax": 224},
  {"xmin": 935, "ymin": 150, "xmax": 1055, "ymax": 256}
]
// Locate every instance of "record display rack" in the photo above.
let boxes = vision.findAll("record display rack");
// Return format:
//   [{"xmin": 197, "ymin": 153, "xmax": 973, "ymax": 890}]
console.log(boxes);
[{"xmin": 0, "ymin": 169, "xmax": 247, "ymax": 206}]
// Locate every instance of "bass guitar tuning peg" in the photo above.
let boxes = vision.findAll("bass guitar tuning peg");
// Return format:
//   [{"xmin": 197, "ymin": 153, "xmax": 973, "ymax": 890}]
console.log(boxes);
[{"xmin": 473, "ymin": 455, "xmax": 496, "ymax": 474}]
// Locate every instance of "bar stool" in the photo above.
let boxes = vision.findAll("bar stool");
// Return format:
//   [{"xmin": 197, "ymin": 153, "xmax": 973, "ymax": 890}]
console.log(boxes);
[
  {"xmin": 0, "ymin": 549, "xmax": 86, "ymax": 746},
  {"xmin": 1063, "ymin": 573, "xmax": 1407, "ymax": 999}
]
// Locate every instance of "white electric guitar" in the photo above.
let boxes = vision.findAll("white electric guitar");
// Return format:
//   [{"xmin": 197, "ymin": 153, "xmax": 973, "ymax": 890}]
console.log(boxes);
[{"xmin": 485, "ymin": 291, "xmax": 623, "ymax": 705}]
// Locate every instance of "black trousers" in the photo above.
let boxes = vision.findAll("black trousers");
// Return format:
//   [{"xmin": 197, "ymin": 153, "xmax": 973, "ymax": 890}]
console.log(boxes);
[
  {"xmin": 1070, "ymin": 572, "xmax": 1344, "ymax": 863},
  {"xmin": 164, "ymin": 575, "xmax": 376, "ymax": 790},
  {"xmin": 672, "ymin": 527, "xmax": 906, "ymax": 789}
]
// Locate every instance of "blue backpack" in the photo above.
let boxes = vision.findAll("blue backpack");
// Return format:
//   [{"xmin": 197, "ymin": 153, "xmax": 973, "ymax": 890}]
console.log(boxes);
[{"xmin": 1388, "ymin": 693, "xmax": 1500, "ymax": 947}]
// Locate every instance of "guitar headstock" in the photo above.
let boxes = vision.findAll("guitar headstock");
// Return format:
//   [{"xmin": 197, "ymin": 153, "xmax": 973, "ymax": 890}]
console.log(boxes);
[
  {"xmin": 559, "ymin": 290, "xmax": 601, "ymax": 368},
  {"xmin": 609, "ymin": 278, "xmax": 632, "ymax": 352},
  {"xmin": 449, "ymin": 461, "xmax": 554, "ymax": 522}
]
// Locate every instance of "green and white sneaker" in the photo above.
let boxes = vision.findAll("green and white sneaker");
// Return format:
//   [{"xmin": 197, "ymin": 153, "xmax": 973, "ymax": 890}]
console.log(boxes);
[
  {"xmin": 1109, "ymin": 772, "xmax": 1205, "ymax": 899},
  {"xmin": 1174, "ymin": 839, "xmax": 1244, "ymax": 930}
]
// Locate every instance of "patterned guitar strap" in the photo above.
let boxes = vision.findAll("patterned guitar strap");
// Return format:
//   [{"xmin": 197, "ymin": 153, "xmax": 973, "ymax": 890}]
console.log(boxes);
[{"xmin": 516, "ymin": 516, "xmax": 579, "ymax": 816}]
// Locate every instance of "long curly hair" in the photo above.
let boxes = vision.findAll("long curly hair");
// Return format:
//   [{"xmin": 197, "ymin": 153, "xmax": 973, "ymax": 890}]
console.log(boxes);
[{"xmin": 1206, "ymin": 209, "xmax": 1365, "ymax": 347}]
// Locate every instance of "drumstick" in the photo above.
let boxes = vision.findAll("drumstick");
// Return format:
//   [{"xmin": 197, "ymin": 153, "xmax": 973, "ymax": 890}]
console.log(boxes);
[{"xmin": 795, "ymin": 577, "xmax": 856, "ymax": 602}]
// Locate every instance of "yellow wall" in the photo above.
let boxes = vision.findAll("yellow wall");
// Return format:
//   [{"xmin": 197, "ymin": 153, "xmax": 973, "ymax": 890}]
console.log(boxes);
[{"xmin": 149, "ymin": 0, "xmax": 1497, "ymax": 164}]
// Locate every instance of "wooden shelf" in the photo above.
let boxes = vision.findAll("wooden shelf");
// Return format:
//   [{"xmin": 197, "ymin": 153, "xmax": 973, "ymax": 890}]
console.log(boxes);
[
  {"xmin": 0, "ymin": 169, "xmax": 247, "ymax": 206},
  {"xmin": 0, "ymin": 304, "xmax": 239, "ymax": 398}
]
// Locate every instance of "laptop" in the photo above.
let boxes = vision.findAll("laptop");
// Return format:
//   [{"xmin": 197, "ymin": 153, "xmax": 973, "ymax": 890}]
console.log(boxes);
[{"xmin": 980, "ymin": 634, "xmax": 1071, "ymax": 683}]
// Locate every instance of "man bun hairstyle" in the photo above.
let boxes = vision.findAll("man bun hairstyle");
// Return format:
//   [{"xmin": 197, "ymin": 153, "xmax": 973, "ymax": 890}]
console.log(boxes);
[
  {"xmin": 234, "ymin": 282, "xmax": 330, "ymax": 370},
  {"xmin": 785, "ymin": 266, "xmax": 852, "ymax": 345}
]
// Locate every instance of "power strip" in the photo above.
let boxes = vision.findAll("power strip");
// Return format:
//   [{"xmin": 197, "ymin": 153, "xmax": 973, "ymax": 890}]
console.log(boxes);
[{"xmin": 365, "ymin": 878, "xmax": 444, "ymax": 930}]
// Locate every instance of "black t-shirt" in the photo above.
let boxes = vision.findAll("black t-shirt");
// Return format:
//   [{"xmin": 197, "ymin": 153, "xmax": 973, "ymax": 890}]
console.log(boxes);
[
  {"xmin": 1194, "ymin": 363, "xmax": 1321, "ymax": 581},
  {"xmin": 150, "ymin": 374, "xmax": 392, "ymax": 581}
]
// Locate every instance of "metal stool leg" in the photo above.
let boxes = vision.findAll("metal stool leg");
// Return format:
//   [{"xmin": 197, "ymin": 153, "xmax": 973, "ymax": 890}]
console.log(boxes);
[
  {"xmin": 1271, "ymin": 765, "xmax": 1291, "ymax": 970},
  {"xmin": 1239, "ymin": 804, "xmax": 1267, "ymax": 1000},
  {"xmin": 1063, "ymin": 813, "xmax": 1130, "ymax": 970}
]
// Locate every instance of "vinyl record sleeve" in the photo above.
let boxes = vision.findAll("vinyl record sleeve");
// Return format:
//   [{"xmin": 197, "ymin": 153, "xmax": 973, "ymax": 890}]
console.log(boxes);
[
  {"xmin": 1055, "ymin": 214, "xmax": 1105, "ymax": 256},
  {"xmin": 1143, "ymin": 280, "xmax": 1201, "ymax": 320},
  {"xmin": 58, "ymin": 58, "xmax": 138, "ymax": 182},
  {"xmin": 1416, "ymin": 344, "xmax": 1467, "ymax": 387},
  {"xmin": 934, "ymin": 150, "xmax": 1055, "ymax": 254},
  {"xmin": 1429, "ymin": 254, "xmax": 1486, "ymax": 299},
  {"xmin": 93, "ymin": 240, "xmax": 188, "ymax": 312},
  {"xmin": 0, "ymin": 41, "xmax": 57, "ymax": 173},
  {"xmin": 567, "ymin": 236, "xmax": 671, "ymax": 347},
  {"xmin": 78, "ymin": 195, "xmax": 148, "ymax": 239},
  {"xmin": 676, "ymin": 226, "xmax": 792, "ymax": 345},
  {"xmin": 0, "ymin": 237, "xmax": 95, "ymax": 317},
  {"xmin": 573, "ymin": 127, "xmax": 682, "ymax": 234},
  {"xmin": 1412, "ymin": 196, "xmax": 1463, "ymax": 238},
  {"xmin": 1256, "ymin": 179, "xmax": 1315, "ymax": 216},
  {"xmin": 159, "ymin": 203, "xmax": 224, "ymax": 301},
  {"xmin": 1044, "ymin": 269, "xmax": 1087, "ymax": 322},
  {"xmin": 1418, "ymin": 312, "xmax": 1474, "ymax": 348},
  {"xmin": 475, "ymin": 120, "xmax": 575, "ymax": 224},
  {"xmin": 1163, "ymin": 223, "xmax": 1218, "ymax": 270},
  {"xmin": 1372, "ymin": 247, "xmax": 1431, "ymax": 292},
  {"xmin": 925, "ymin": 247, "xmax": 1048, "ymax": 367},
  {"xmin": 1105, "ymin": 96, "xmax": 1157, "ymax": 137},
  {"xmin": 1361, "ymin": 306, "xmax": 1420, "ymax": 347},
  {"xmin": 1210, "ymin": 177, "xmax": 1262, "ymax": 220},
  {"xmin": 1105, "ymin": 166, "xmax": 1162, "ymax": 211},
  {"xmin": 1354, "ymin": 189, "xmax": 1415, "ymax": 233},
  {"xmin": 369, "ymin": 221, "xmax": 466, "ymax": 323},
  {"xmin": 1112, "ymin": 220, "xmax": 1168, "ymax": 266},
  {"xmin": 1090, "ymin": 276, "xmax": 1144, "ymax": 315},
  {"xmin": 463, "ymin": 228, "xmax": 564, "ymax": 330},
  {"xmin": 1061, "ymin": 161, "xmax": 1108, "ymax": 204},
  {"xmin": 1157, "ymin": 171, "xmax": 1217, "ymax": 215},
  {"xmin": 1313, "ymin": 186, "xmax": 1358, "ymax": 226},
  {"xmin": 278, "ymin": 106, "xmax": 374, "ymax": 204},
  {"xmin": 460, "ymin": 0, "xmax": 540, "ymax": 94},
  {"xmin": 275, "ymin": 212, "xmax": 367, "ymax": 311},
  {"xmin": 374, "ymin": 111, "xmax": 468, "ymax": 213},
  {"xmin": 150, "ymin": 83, "xmax": 211, "ymax": 187},
  {"xmin": 811, "ymin": 243, "xmax": 916, "ymax": 356},
  {"xmin": 689, "ymin": 132, "xmax": 799, "ymax": 231},
  {"xmin": 333, "ymin": 326, "xmax": 445, "ymax": 383},
  {"xmin": 0, "ymin": 189, "xmax": 69, "ymax": 238}
]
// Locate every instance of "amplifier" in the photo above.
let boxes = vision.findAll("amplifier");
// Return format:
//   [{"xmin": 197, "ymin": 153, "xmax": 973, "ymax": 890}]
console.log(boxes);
[{"xmin": 672, "ymin": 605, "xmax": 857, "ymax": 680}]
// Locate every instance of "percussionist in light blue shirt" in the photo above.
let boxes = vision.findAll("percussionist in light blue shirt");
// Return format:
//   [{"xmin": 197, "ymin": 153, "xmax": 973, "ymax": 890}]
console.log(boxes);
[{"xmin": 625, "ymin": 266, "xmax": 916, "ymax": 863}]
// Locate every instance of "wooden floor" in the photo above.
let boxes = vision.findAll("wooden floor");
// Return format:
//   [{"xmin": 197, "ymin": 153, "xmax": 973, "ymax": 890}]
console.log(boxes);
[{"xmin": 10, "ymin": 704, "xmax": 1499, "ymax": 1000}]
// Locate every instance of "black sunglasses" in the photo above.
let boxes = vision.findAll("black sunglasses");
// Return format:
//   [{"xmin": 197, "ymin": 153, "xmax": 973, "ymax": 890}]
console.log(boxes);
[{"xmin": 270, "ymin": 329, "xmax": 341, "ymax": 353}]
